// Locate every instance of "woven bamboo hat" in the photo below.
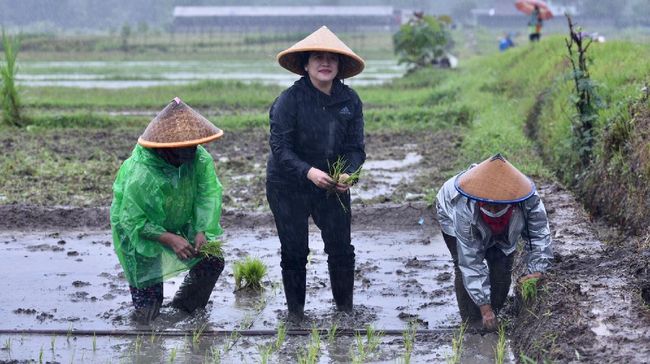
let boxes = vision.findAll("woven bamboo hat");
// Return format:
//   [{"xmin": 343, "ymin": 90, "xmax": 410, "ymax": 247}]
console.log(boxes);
[
  {"xmin": 277, "ymin": 26, "xmax": 365, "ymax": 79},
  {"xmin": 138, "ymin": 97, "xmax": 223, "ymax": 148},
  {"xmin": 454, "ymin": 154, "xmax": 536, "ymax": 203}
]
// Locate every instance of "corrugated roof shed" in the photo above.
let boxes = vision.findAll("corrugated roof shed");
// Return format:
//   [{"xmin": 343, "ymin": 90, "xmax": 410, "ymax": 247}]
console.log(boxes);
[{"xmin": 173, "ymin": 6, "xmax": 395, "ymax": 18}]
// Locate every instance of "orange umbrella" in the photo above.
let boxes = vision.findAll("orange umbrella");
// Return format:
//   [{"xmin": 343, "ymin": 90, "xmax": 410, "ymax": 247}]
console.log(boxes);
[{"xmin": 515, "ymin": 0, "xmax": 553, "ymax": 20}]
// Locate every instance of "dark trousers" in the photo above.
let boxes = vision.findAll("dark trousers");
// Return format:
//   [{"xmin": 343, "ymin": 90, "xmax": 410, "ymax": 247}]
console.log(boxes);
[
  {"xmin": 529, "ymin": 33, "xmax": 541, "ymax": 42},
  {"xmin": 266, "ymin": 183, "xmax": 355, "ymax": 271},
  {"xmin": 442, "ymin": 232, "xmax": 514, "ymax": 321},
  {"xmin": 130, "ymin": 256, "xmax": 225, "ymax": 314}
]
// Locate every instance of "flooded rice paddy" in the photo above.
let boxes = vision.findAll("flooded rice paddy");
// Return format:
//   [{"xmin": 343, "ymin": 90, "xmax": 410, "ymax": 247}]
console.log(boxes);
[
  {"xmin": 0, "ymin": 224, "xmax": 512, "ymax": 363},
  {"xmin": 16, "ymin": 60, "xmax": 405, "ymax": 88}
]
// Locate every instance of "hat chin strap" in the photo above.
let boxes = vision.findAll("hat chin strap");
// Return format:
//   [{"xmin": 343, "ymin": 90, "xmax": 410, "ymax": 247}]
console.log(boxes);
[{"xmin": 479, "ymin": 205, "xmax": 511, "ymax": 218}]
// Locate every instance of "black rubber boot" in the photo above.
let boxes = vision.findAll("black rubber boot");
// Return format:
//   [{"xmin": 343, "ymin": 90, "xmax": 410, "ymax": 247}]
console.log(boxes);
[
  {"xmin": 133, "ymin": 300, "xmax": 161, "ymax": 325},
  {"xmin": 171, "ymin": 257, "xmax": 224, "ymax": 313},
  {"xmin": 282, "ymin": 269, "xmax": 306, "ymax": 323},
  {"xmin": 329, "ymin": 267, "xmax": 354, "ymax": 313}
]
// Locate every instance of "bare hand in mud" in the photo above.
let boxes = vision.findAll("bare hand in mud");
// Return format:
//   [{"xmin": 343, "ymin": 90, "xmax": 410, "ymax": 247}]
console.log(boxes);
[
  {"xmin": 518, "ymin": 272, "xmax": 543, "ymax": 285},
  {"xmin": 307, "ymin": 167, "xmax": 335, "ymax": 190},
  {"xmin": 194, "ymin": 232, "xmax": 207, "ymax": 254},
  {"xmin": 159, "ymin": 232, "xmax": 195, "ymax": 260},
  {"xmin": 480, "ymin": 304, "xmax": 498, "ymax": 331}
]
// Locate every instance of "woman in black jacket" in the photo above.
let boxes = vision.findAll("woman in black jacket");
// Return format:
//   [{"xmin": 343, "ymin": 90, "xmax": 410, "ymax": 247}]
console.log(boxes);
[{"xmin": 266, "ymin": 26, "xmax": 366, "ymax": 323}]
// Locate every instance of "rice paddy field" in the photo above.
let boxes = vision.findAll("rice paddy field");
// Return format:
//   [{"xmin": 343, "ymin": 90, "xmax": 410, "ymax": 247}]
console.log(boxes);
[{"xmin": 1, "ymin": 26, "xmax": 649, "ymax": 363}]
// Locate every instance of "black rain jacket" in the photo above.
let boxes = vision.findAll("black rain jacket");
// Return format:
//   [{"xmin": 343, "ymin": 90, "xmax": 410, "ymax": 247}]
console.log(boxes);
[{"xmin": 266, "ymin": 76, "xmax": 366, "ymax": 191}]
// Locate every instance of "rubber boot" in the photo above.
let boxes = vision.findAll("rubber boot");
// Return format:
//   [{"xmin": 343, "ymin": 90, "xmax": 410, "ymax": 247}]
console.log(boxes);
[
  {"xmin": 282, "ymin": 269, "xmax": 306, "ymax": 323},
  {"xmin": 171, "ymin": 257, "xmax": 224, "ymax": 313},
  {"xmin": 133, "ymin": 300, "xmax": 161, "ymax": 325},
  {"xmin": 130, "ymin": 284, "xmax": 163, "ymax": 325},
  {"xmin": 328, "ymin": 267, "xmax": 354, "ymax": 313}
]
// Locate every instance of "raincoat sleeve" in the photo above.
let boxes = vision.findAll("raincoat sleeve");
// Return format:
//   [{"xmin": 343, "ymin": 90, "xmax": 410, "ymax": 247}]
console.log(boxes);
[
  {"xmin": 435, "ymin": 176, "xmax": 459, "ymax": 237},
  {"xmin": 342, "ymin": 90, "xmax": 366, "ymax": 174},
  {"xmin": 118, "ymin": 168, "xmax": 167, "ymax": 257},
  {"xmin": 192, "ymin": 147, "xmax": 223, "ymax": 241},
  {"xmin": 521, "ymin": 194, "xmax": 553, "ymax": 274},
  {"xmin": 269, "ymin": 91, "xmax": 312, "ymax": 181},
  {"xmin": 454, "ymin": 203, "xmax": 491, "ymax": 306}
]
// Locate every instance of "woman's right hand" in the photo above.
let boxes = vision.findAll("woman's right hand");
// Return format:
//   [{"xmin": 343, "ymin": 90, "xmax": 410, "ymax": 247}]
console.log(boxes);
[
  {"xmin": 159, "ymin": 232, "xmax": 195, "ymax": 260},
  {"xmin": 307, "ymin": 167, "xmax": 335, "ymax": 190}
]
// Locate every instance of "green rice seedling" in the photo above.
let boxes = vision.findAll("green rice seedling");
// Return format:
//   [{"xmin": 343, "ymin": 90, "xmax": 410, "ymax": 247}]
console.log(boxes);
[
  {"xmin": 3, "ymin": 338, "xmax": 11, "ymax": 351},
  {"xmin": 274, "ymin": 321, "xmax": 287, "ymax": 350},
  {"xmin": 447, "ymin": 321, "xmax": 468, "ymax": 364},
  {"xmin": 208, "ymin": 347, "xmax": 222, "ymax": 364},
  {"xmin": 39, "ymin": 345, "xmax": 43, "ymax": 364},
  {"xmin": 258, "ymin": 344, "xmax": 273, "ymax": 364},
  {"xmin": 521, "ymin": 277, "xmax": 540, "ymax": 303},
  {"xmin": 50, "ymin": 335, "xmax": 56, "ymax": 351},
  {"xmin": 66, "ymin": 324, "xmax": 73, "ymax": 343},
  {"xmin": 297, "ymin": 326, "xmax": 321, "ymax": 364},
  {"xmin": 232, "ymin": 257, "xmax": 268, "ymax": 291},
  {"xmin": 199, "ymin": 240, "xmax": 225, "ymax": 259},
  {"xmin": 134, "ymin": 335, "xmax": 143, "ymax": 354},
  {"xmin": 92, "ymin": 332, "xmax": 96, "ymax": 352},
  {"xmin": 327, "ymin": 322, "xmax": 339, "ymax": 345},
  {"xmin": 364, "ymin": 324, "xmax": 384, "ymax": 354},
  {"xmin": 402, "ymin": 321, "xmax": 418, "ymax": 364},
  {"xmin": 169, "ymin": 347, "xmax": 177, "ymax": 363},
  {"xmin": 494, "ymin": 322, "xmax": 507, "ymax": 364},
  {"xmin": 1, "ymin": 29, "xmax": 24, "ymax": 127},
  {"xmin": 192, "ymin": 323, "xmax": 208, "ymax": 347}
]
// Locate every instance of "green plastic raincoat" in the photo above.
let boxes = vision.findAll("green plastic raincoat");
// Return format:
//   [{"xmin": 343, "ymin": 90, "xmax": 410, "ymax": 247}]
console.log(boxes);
[{"xmin": 110, "ymin": 144, "xmax": 223, "ymax": 288}]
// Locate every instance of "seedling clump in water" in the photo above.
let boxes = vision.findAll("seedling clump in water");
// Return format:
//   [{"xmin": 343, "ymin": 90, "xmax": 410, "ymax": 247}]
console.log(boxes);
[{"xmin": 233, "ymin": 257, "xmax": 268, "ymax": 291}]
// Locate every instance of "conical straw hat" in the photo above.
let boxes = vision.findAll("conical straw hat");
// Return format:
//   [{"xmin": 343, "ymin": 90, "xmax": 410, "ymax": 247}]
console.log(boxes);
[
  {"xmin": 277, "ymin": 26, "xmax": 365, "ymax": 79},
  {"xmin": 138, "ymin": 97, "xmax": 223, "ymax": 148},
  {"xmin": 454, "ymin": 154, "xmax": 535, "ymax": 203}
]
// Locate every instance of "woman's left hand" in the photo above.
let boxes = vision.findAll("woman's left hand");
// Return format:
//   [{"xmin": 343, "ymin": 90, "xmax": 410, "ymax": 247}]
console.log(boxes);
[
  {"xmin": 334, "ymin": 173, "xmax": 351, "ymax": 193},
  {"xmin": 194, "ymin": 232, "xmax": 207, "ymax": 255}
]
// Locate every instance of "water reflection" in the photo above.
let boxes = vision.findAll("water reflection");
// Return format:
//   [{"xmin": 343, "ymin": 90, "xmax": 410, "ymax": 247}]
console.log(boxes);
[{"xmin": 16, "ymin": 60, "xmax": 405, "ymax": 89}]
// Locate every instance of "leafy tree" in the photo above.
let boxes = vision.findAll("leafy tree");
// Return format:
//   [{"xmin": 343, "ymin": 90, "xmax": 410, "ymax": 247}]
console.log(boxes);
[{"xmin": 392, "ymin": 12, "xmax": 452, "ymax": 71}]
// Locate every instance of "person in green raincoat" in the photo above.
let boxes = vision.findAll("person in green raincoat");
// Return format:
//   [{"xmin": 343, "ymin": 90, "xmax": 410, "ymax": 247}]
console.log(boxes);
[{"xmin": 111, "ymin": 97, "xmax": 225, "ymax": 324}]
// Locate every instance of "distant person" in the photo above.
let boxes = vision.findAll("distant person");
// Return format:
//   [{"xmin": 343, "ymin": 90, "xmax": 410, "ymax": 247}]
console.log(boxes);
[
  {"xmin": 499, "ymin": 33, "xmax": 515, "ymax": 51},
  {"xmin": 266, "ymin": 26, "xmax": 366, "ymax": 323},
  {"xmin": 111, "ymin": 97, "xmax": 225, "ymax": 325},
  {"xmin": 528, "ymin": 5, "xmax": 543, "ymax": 42},
  {"xmin": 435, "ymin": 154, "xmax": 553, "ymax": 331}
]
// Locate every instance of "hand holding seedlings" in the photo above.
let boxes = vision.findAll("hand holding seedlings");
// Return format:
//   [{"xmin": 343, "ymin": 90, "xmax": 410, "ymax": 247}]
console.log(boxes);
[
  {"xmin": 158, "ymin": 232, "xmax": 195, "ymax": 260},
  {"xmin": 194, "ymin": 231, "xmax": 207, "ymax": 254},
  {"xmin": 307, "ymin": 167, "xmax": 336, "ymax": 190}
]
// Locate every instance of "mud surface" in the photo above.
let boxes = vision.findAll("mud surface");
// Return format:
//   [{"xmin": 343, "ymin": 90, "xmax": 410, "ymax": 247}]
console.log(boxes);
[
  {"xmin": 1, "ymin": 128, "xmax": 649, "ymax": 363},
  {"xmin": 0, "ymin": 225, "xmax": 511, "ymax": 363},
  {"xmin": 508, "ymin": 183, "xmax": 650, "ymax": 363}
]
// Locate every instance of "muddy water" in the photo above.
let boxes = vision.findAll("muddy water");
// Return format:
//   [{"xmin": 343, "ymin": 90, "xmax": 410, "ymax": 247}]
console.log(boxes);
[{"xmin": 0, "ymin": 226, "xmax": 512, "ymax": 363}]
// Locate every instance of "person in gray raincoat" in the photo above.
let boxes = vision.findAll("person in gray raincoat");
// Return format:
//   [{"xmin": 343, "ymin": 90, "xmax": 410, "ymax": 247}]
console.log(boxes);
[{"xmin": 436, "ymin": 154, "xmax": 552, "ymax": 330}]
